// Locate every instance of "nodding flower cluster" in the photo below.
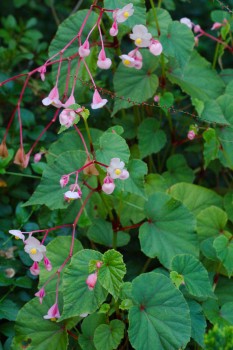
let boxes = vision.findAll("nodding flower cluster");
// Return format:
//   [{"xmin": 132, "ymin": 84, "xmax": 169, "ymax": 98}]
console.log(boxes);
[{"xmin": 102, "ymin": 158, "xmax": 129, "ymax": 195}]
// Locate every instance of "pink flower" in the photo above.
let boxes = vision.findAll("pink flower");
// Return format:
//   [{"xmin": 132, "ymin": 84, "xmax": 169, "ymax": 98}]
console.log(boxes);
[
  {"xmin": 79, "ymin": 40, "xmax": 90, "ymax": 58},
  {"xmin": 102, "ymin": 176, "xmax": 115, "ymax": 195},
  {"xmin": 44, "ymin": 256, "xmax": 52, "ymax": 271},
  {"xmin": 130, "ymin": 25, "xmax": 152, "ymax": 47},
  {"xmin": 44, "ymin": 302, "xmax": 60, "ymax": 320},
  {"xmin": 59, "ymin": 109, "xmax": 76, "ymax": 128},
  {"xmin": 109, "ymin": 20, "xmax": 118, "ymax": 36},
  {"xmin": 24, "ymin": 237, "xmax": 46, "ymax": 262},
  {"xmin": 42, "ymin": 86, "xmax": 62, "ymax": 108},
  {"xmin": 128, "ymin": 49, "xmax": 143, "ymax": 69},
  {"xmin": 149, "ymin": 39, "xmax": 163, "ymax": 56},
  {"xmin": 115, "ymin": 3, "xmax": 134, "ymax": 23},
  {"xmin": 34, "ymin": 153, "xmax": 42, "ymax": 163},
  {"xmin": 187, "ymin": 130, "xmax": 196, "ymax": 140},
  {"xmin": 60, "ymin": 175, "xmax": 70, "ymax": 188},
  {"xmin": 69, "ymin": 183, "xmax": 82, "ymax": 198},
  {"xmin": 9, "ymin": 229, "xmax": 25, "ymax": 241},
  {"xmin": 119, "ymin": 54, "xmax": 135, "ymax": 68},
  {"xmin": 211, "ymin": 22, "xmax": 223, "ymax": 30},
  {"xmin": 97, "ymin": 49, "xmax": 112, "ymax": 70},
  {"xmin": 64, "ymin": 190, "xmax": 81, "ymax": 201},
  {"xmin": 180, "ymin": 17, "xmax": 193, "ymax": 29},
  {"xmin": 91, "ymin": 90, "xmax": 108, "ymax": 109},
  {"xmin": 37, "ymin": 65, "xmax": 47, "ymax": 81},
  {"xmin": 86, "ymin": 272, "xmax": 98, "ymax": 291},
  {"xmin": 30, "ymin": 261, "xmax": 40, "ymax": 276},
  {"xmin": 194, "ymin": 25, "xmax": 201, "ymax": 33},
  {"xmin": 154, "ymin": 95, "xmax": 160, "ymax": 103},
  {"xmin": 62, "ymin": 94, "xmax": 75, "ymax": 108},
  {"xmin": 107, "ymin": 158, "xmax": 129, "ymax": 180},
  {"xmin": 35, "ymin": 287, "xmax": 45, "ymax": 304}
]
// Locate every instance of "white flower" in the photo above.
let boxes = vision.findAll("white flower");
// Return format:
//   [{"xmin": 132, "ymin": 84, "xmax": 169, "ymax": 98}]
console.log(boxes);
[
  {"xmin": 42, "ymin": 86, "xmax": 62, "ymax": 108},
  {"xmin": 149, "ymin": 40, "xmax": 163, "ymax": 56},
  {"xmin": 180, "ymin": 17, "xmax": 193, "ymax": 29},
  {"xmin": 119, "ymin": 54, "xmax": 135, "ymax": 68},
  {"xmin": 107, "ymin": 158, "xmax": 129, "ymax": 180},
  {"xmin": 59, "ymin": 109, "xmax": 76, "ymax": 128},
  {"xmin": 9, "ymin": 230, "xmax": 25, "ymax": 241},
  {"xmin": 64, "ymin": 190, "xmax": 81, "ymax": 200},
  {"xmin": 115, "ymin": 3, "xmax": 134, "ymax": 23},
  {"xmin": 24, "ymin": 237, "xmax": 46, "ymax": 262},
  {"xmin": 129, "ymin": 25, "xmax": 152, "ymax": 47}
]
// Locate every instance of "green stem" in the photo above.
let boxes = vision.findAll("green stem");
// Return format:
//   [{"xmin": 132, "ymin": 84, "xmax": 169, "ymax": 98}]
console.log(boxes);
[
  {"xmin": 141, "ymin": 258, "xmax": 152, "ymax": 273},
  {"xmin": 5, "ymin": 172, "xmax": 41, "ymax": 179},
  {"xmin": 158, "ymin": 0, "xmax": 162, "ymax": 8},
  {"xmin": 212, "ymin": 42, "xmax": 220, "ymax": 69},
  {"xmin": 83, "ymin": 118, "xmax": 94, "ymax": 154},
  {"xmin": 149, "ymin": 0, "xmax": 160, "ymax": 36},
  {"xmin": 0, "ymin": 286, "xmax": 15, "ymax": 303}
]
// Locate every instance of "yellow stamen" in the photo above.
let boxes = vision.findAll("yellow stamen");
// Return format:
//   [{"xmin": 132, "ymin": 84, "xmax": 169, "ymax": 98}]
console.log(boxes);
[
  {"xmin": 30, "ymin": 248, "xmax": 37, "ymax": 255},
  {"xmin": 123, "ymin": 59, "xmax": 131, "ymax": 65},
  {"xmin": 15, "ymin": 236, "xmax": 20, "ymax": 240},
  {"xmin": 135, "ymin": 38, "xmax": 142, "ymax": 45},
  {"xmin": 123, "ymin": 11, "xmax": 129, "ymax": 18},
  {"xmin": 115, "ymin": 168, "xmax": 122, "ymax": 175},
  {"xmin": 51, "ymin": 318, "xmax": 57, "ymax": 322}
]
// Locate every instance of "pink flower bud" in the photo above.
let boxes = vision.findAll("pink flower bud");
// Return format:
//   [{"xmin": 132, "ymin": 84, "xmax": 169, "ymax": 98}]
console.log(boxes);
[
  {"xmin": 44, "ymin": 256, "xmax": 52, "ymax": 271},
  {"xmin": 211, "ymin": 22, "xmax": 222, "ymax": 30},
  {"xmin": 154, "ymin": 95, "xmax": 160, "ymax": 103},
  {"xmin": 34, "ymin": 153, "xmax": 42, "ymax": 163},
  {"xmin": 59, "ymin": 109, "xmax": 76, "ymax": 128},
  {"xmin": 35, "ymin": 287, "xmax": 46, "ymax": 304},
  {"xmin": 102, "ymin": 176, "xmax": 115, "ymax": 195},
  {"xmin": 30, "ymin": 261, "xmax": 40, "ymax": 276},
  {"xmin": 91, "ymin": 90, "xmax": 108, "ymax": 109},
  {"xmin": 60, "ymin": 175, "xmax": 70, "ymax": 188},
  {"xmin": 44, "ymin": 302, "xmax": 60, "ymax": 320},
  {"xmin": 37, "ymin": 65, "xmax": 47, "ymax": 81},
  {"xmin": 96, "ymin": 261, "xmax": 103, "ymax": 269},
  {"xmin": 194, "ymin": 25, "xmax": 201, "ymax": 33},
  {"xmin": 86, "ymin": 272, "xmax": 98, "ymax": 291},
  {"xmin": 149, "ymin": 40, "xmax": 163, "ymax": 56},
  {"xmin": 187, "ymin": 130, "xmax": 196, "ymax": 140},
  {"xmin": 79, "ymin": 40, "xmax": 90, "ymax": 57},
  {"xmin": 109, "ymin": 20, "xmax": 118, "ymax": 36},
  {"xmin": 97, "ymin": 49, "xmax": 112, "ymax": 70}
]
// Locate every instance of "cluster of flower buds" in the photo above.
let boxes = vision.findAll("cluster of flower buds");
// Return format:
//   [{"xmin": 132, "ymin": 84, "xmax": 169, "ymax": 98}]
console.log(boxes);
[
  {"xmin": 102, "ymin": 158, "xmax": 129, "ymax": 195},
  {"xmin": 59, "ymin": 174, "xmax": 82, "ymax": 201},
  {"xmin": 187, "ymin": 124, "xmax": 199, "ymax": 140},
  {"xmin": 9, "ymin": 230, "xmax": 52, "ymax": 276},
  {"xmin": 86, "ymin": 260, "xmax": 102, "ymax": 291}
]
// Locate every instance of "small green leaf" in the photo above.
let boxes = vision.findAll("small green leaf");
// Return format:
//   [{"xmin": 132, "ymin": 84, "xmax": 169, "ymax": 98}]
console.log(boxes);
[
  {"xmin": 93, "ymin": 319, "xmax": 125, "ymax": 350},
  {"xmin": 96, "ymin": 132, "xmax": 130, "ymax": 165},
  {"xmin": 98, "ymin": 250, "xmax": 126, "ymax": 300},
  {"xmin": 0, "ymin": 300, "xmax": 19, "ymax": 321},
  {"xmin": 170, "ymin": 271, "xmax": 184, "ymax": 288},
  {"xmin": 213, "ymin": 235, "xmax": 233, "ymax": 277},
  {"xmin": 186, "ymin": 300, "xmax": 206, "ymax": 347},
  {"xmin": 119, "ymin": 299, "xmax": 133, "ymax": 310},
  {"xmin": 79, "ymin": 313, "xmax": 106, "ymax": 350},
  {"xmin": 163, "ymin": 154, "xmax": 194, "ymax": 186},
  {"xmin": 203, "ymin": 128, "xmax": 220, "ymax": 168},
  {"xmin": 196, "ymin": 206, "xmax": 227, "ymax": 242}
]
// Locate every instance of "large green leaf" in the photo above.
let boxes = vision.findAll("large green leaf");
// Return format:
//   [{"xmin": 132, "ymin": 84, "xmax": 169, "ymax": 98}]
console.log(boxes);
[
  {"xmin": 24, "ymin": 150, "xmax": 86, "ymax": 209},
  {"xmin": 215, "ymin": 276, "xmax": 233, "ymax": 305},
  {"xmin": 87, "ymin": 218, "xmax": 130, "ymax": 247},
  {"xmin": 167, "ymin": 51, "xmax": 225, "ymax": 103},
  {"xmin": 93, "ymin": 319, "xmax": 124, "ymax": 350},
  {"xmin": 168, "ymin": 182, "xmax": 222, "ymax": 216},
  {"xmin": 213, "ymin": 235, "xmax": 233, "ymax": 277},
  {"xmin": 98, "ymin": 250, "xmax": 126, "ymax": 300},
  {"xmin": 147, "ymin": 8, "xmax": 172, "ymax": 37},
  {"xmin": 96, "ymin": 132, "xmax": 130, "ymax": 165},
  {"xmin": 116, "ymin": 159, "xmax": 148, "ymax": 197},
  {"xmin": 128, "ymin": 272, "xmax": 191, "ymax": 350},
  {"xmin": 138, "ymin": 118, "xmax": 167, "ymax": 158},
  {"xmin": 49, "ymin": 10, "xmax": 99, "ymax": 58},
  {"xmin": 39, "ymin": 236, "xmax": 83, "ymax": 292},
  {"xmin": 113, "ymin": 51, "xmax": 159, "ymax": 115},
  {"xmin": 203, "ymin": 300, "xmax": 233, "ymax": 327},
  {"xmin": 60, "ymin": 250, "xmax": 107, "ymax": 320},
  {"xmin": 139, "ymin": 193, "xmax": 198, "ymax": 268},
  {"xmin": 203, "ymin": 128, "xmax": 221, "ymax": 168},
  {"xmin": 186, "ymin": 300, "xmax": 206, "ymax": 347},
  {"xmin": 12, "ymin": 294, "xmax": 68, "ymax": 350},
  {"xmin": 0, "ymin": 300, "xmax": 19, "ymax": 321},
  {"xmin": 196, "ymin": 206, "xmax": 228, "ymax": 242},
  {"xmin": 161, "ymin": 21, "xmax": 194, "ymax": 68},
  {"xmin": 163, "ymin": 154, "xmax": 194, "ymax": 186},
  {"xmin": 171, "ymin": 254, "xmax": 215, "ymax": 298},
  {"xmin": 116, "ymin": 193, "xmax": 146, "ymax": 225},
  {"xmin": 79, "ymin": 313, "xmax": 106, "ymax": 350}
]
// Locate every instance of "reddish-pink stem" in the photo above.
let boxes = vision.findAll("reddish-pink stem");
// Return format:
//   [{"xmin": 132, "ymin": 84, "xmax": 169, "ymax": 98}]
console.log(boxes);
[{"xmin": 73, "ymin": 124, "xmax": 90, "ymax": 157}]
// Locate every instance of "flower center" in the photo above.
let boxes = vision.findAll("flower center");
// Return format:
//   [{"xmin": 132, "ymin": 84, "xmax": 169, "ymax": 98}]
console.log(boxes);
[
  {"xmin": 123, "ymin": 59, "xmax": 131, "ymax": 65},
  {"xmin": 123, "ymin": 11, "xmax": 129, "ymax": 18},
  {"xmin": 15, "ymin": 236, "xmax": 20, "ymax": 240},
  {"xmin": 51, "ymin": 317, "xmax": 57, "ymax": 322},
  {"xmin": 135, "ymin": 38, "xmax": 142, "ymax": 45},
  {"xmin": 115, "ymin": 168, "xmax": 122, "ymax": 175},
  {"xmin": 30, "ymin": 248, "xmax": 37, "ymax": 255}
]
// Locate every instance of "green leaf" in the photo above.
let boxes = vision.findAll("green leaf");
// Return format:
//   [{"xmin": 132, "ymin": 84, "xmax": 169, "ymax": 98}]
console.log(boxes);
[
  {"xmin": 147, "ymin": 8, "xmax": 172, "ymax": 37},
  {"xmin": 115, "ymin": 193, "xmax": 146, "ymax": 225},
  {"xmin": 168, "ymin": 51, "xmax": 225, "ymax": 102},
  {"xmin": 61, "ymin": 250, "xmax": 107, "ymax": 320},
  {"xmin": 79, "ymin": 313, "xmax": 106, "ymax": 350},
  {"xmin": 186, "ymin": 300, "xmax": 206, "ymax": 347},
  {"xmin": 49, "ymin": 10, "xmax": 99, "ymax": 58},
  {"xmin": 145, "ymin": 174, "xmax": 169, "ymax": 195},
  {"xmin": 93, "ymin": 319, "xmax": 125, "ymax": 350},
  {"xmin": 128, "ymin": 272, "xmax": 191, "ymax": 350},
  {"xmin": 23, "ymin": 150, "xmax": 86, "ymax": 209},
  {"xmin": 224, "ymin": 192, "xmax": 233, "ymax": 223},
  {"xmin": 199, "ymin": 99, "xmax": 230, "ymax": 125},
  {"xmin": 113, "ymin": 51, "xmax": 159, "ymax": 115},
  {"xmin": 139, "ymin": 193, "xmax": 198, "ymax": 268},
  {"xmin": 213, "ymin": 235, "xmax": 233, "ymax": 277},
  {"xmin": 138, "ymin": 118, "xmax": 167, "ymax": 158},
  {"xmin": 203, "ymin": 128, "xmax": 220, "ymax": 168},
  {"xmin": 170, "ymin": 271, "xmax": 184, "ymax": 288},
  {"xmin": 161, "ymin": 21, "xmax": 194, "ymax": 68},
  {"xmin": 96, "ymin": 132, "xmax": 130, "ymax": 165},
  {"xmin": 163, "ymin": 154, "xmax": 194, "ymax": 186},
  {"xmin": 87, "ymin": 219, "xmax": 130, "ymax": 248},
  {"xmin": 171, "ymin": 254, "xmax": 215, "ymax": 298},
  {"xmin": 39, "ymin": 236, "xmax": 83, "ymax": 292},
  {"xmin": 215, "ymin": 276, "xmax": 233, "ymax": 305},
  {"xmin": 98, "ymin": 250, "xmax": 126, "ymax": 300},
  {"xmin": 12, "ymin": 294, "xmax": 68, "ymax": 350},
  {"xmin": 116, "ymin": 159, "xmax": 148, "ymax": 197},
  {"xmin": 0, "ymin": 300, "xmax": 19, "ymax": 321},
  {"xmin": 196, "ymin": 206, "xmax": 227, "ymax": 242},
  {"xmin": 203, "ymin": 300, "xmax": 233, "ymax": 327},
  {"xmin": 168, "ymin": 182, "xmax": 222, "ymax": 216}
]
